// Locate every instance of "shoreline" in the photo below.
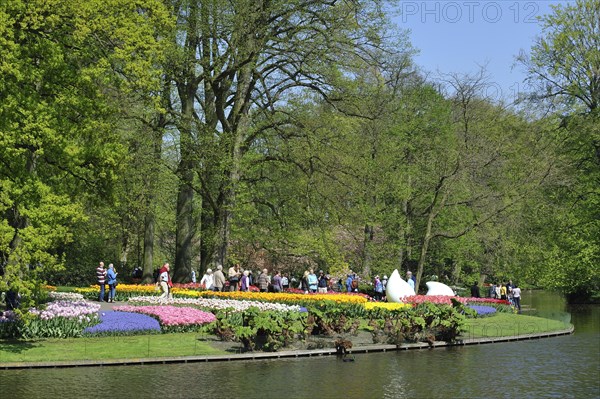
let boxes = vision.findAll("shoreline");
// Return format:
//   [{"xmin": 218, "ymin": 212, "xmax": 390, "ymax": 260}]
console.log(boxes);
[{"xmin": 0, "ymin": 325, "xmax": 574, "ymax": 370}]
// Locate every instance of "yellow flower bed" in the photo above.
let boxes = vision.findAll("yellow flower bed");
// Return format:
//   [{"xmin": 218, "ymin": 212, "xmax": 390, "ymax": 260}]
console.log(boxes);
[
  {"xmin": 185, "ymin": 290, "xmax": 368, "ymax": 304},
  {"xmin": 364, "ymin": 302, "xmax": 412, "ymax": 311}
]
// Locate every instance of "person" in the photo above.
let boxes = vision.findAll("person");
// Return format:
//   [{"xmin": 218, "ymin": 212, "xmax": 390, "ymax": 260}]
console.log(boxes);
[
  {"xmin": 306, "ymin": 269, "xmax": 318, "ymax": 293},
  {"xmin": 490, "ymin": 283, "xmax": 497, "ymax": 298},
  {"xmin": 406, "ymin": 271, "xmax": 415, "ymax": 291},
  {"xmin": 96, "ymin": 261, "xmax": 107, "ymax": 302},
  {"xmin": 191, "ymin": 269, "xmax": 197, "ymax": 283},
  {"xmin": 345, "ymin": 273, "xmax": 353, "ymax": 292},
  {"xmin": 200, "ymin": 268, "xmax": 214, "ymax": 290},
  {"xmin": 495, "ymin": 283, "xmax": 501, "ymax": 299},
  {"xmin": 336, "ymin": 278, "xmax": 344, "ymax": 292},
  {"xmin": 240, "ymin": 270, "xmax": 250, "ymax": 291},
  {"xmin": 317, "ymin": 270, "xmax": 328, "ymax": 293},
  {"xmin": 281, "ymin": 274, "xmax": 289, "ymax": 290},
  {"xmin": 351, "ymin": 275, "xmax": 359, "ymax": 292},
  {"xmin": 257, "ymin": 268, "xmax": 270, "ymax": 292},
  {"xmin": 106, "ymin": 263, "xmax": 118, "ymax": 303},
  {"xmin": 470, "ymin": 281, "xmax": 480, "ymax": 298},
  {"xmin": 301, "ymin": 271, "xmax": 310, "ymax": 293},
  {"xmin": 213, "ymin": 264, "xmax": 226, "ymax": 292},
  {"xmin": 272, "ymin": 271, "xmax": 283, "ymax": 292},
  {"xmin": 500, "ymin": 283, "xmax": 507, "ymax": 300},
  {"xmin": 512, "ymin": 284, "xmax": 522, "ymax": 313},
  {"xmin": 373, "ymin": 275, "xmax": 383, "ymax": 301},
  {"xmin": 382, "ymin": 275, "xmax": 388, "ymax": 290},
  {"xmin": 132, "ymin": 266, "xmax": 142, "ymax": 280},
  {"xmin": 158, "ymin": 263, "xmax": 172, "ymax": 300},
  {"xmin": 228, "ymin": 264, "xmax": 240, "ymax": 291}
]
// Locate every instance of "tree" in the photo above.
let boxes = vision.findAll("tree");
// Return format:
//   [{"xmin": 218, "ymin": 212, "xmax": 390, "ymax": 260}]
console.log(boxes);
[
  {"xmin": 518, "ymin": 0, "xmax": 600, "ymax": 300},
  {"xmin": 164, "ymin": 0, "xmax": 394, "ymax": 280},
  {"xmin": 0, "ymin": 0, "xmax": 170, "ymax": 302}
]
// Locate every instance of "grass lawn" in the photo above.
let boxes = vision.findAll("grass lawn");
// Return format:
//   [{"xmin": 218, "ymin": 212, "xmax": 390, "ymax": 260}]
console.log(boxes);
[
  {"xmin": 0, "ymin": 313, "xmax": 571, "ymax": 364},
  {"xmin": 462, "ymin": 313, "xmax": 571, "ymax": 338},
  {"xmin": 0, "ymin": 332, "xmax": 229, "ymax": 363}
]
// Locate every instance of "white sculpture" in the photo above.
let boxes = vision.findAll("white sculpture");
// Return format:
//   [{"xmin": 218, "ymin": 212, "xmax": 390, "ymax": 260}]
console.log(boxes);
[
  {"xmin": 385, "ymin": 269, "xmax": 416, "ymax": 303},
  {"xmin": 425, "ymin": 281, "xmax": 455, "ymax": 296}
]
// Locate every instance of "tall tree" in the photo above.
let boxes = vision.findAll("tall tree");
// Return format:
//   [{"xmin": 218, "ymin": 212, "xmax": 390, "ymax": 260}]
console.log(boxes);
[
  {"xmin": 165, "ymin": 0, "xmax": 393, "ymax": 280},
  {"xmin": 0, "ymin": 0, "xmax": 170, "ymax": 301}
]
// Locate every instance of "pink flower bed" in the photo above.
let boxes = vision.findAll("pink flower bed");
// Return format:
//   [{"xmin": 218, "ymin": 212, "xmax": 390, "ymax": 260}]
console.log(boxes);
[{"xmin": 113, "ymin": 305, "xmax": 216, "ymax": 326}]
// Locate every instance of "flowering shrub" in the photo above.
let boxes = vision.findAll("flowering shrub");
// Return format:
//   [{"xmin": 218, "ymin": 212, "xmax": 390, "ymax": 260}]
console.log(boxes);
[
  {"xmin": 84, "ymin": 311, "xmax": 161, "ymax": 335},
  {"xmin": 113, "ymin": 305, "xmax": 216, "ymax": 333},
  {"xmin": 468, "ymin": 305, "xmax": 497, "ymax": 317},
  {"xmin": 127, "ymin": 296, "xmax": 300, "ymax": 312}
]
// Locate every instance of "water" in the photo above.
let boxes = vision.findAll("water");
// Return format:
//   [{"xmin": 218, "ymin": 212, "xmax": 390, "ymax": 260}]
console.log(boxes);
[{"xmin": 1, "ymin": 291, "xmax": 598, "ymax": 399}]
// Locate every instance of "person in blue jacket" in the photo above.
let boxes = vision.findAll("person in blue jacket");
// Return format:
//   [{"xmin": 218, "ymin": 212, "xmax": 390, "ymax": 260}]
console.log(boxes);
[{"xmin": 106, "ymin": 263, "xmax": 118, "ymax": 303}]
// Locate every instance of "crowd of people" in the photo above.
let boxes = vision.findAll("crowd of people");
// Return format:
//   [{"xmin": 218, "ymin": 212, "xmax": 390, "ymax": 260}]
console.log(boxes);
[{"xmin": 94, "ymin": 260, "xmax": 522, "ymax": 312}]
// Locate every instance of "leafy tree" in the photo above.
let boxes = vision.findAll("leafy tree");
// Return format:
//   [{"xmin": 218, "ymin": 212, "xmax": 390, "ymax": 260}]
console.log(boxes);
[
  {"xmin": 0, "ymin": 0, "xmax": 171, "ymax": 302},
  {"xmin": 518, "ymin": 0, "xmax": 600, "ymax": 300}
]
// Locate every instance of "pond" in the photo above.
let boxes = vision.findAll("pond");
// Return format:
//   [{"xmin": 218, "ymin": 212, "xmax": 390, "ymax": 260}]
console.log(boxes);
[{"xmin": 0, "ymin": 290, "xmax": 598, "ymax": 399}]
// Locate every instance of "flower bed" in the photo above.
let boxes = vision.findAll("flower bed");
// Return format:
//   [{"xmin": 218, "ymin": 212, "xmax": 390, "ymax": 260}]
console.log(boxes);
[
  {"xmin": 113, "ymin": 305, "xmax": 216, "ymax": 333},
  {"xmin": 0, "ymin": 300, "xmax": 101, "ymax": 339},
  {"xmin": 83, "ymin": 311, "xmax": 161, "ymax": 335},
  {"xmin": 468, "ymin": 305, "xmax": 497, "ymax": 317},
  {"xmin": 48, "ymin": 292, "xmax": 85, "ymax": 302},
  {"xmin": 187, "ymin": 290, "xmax": 369, "ymax": 305},
  {"xmin": 364, "ymin": 302, "xmax": 412, "ymax": 311},
  {"xmin": 127, "ymin": 296, "xmax": 300, "ymax": 312}
]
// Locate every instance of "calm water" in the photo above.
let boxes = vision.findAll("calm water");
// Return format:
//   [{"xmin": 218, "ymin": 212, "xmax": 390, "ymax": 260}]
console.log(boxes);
[{"xmin": 1, "ymin": 291, "xmax": 598, "ymax": 399}]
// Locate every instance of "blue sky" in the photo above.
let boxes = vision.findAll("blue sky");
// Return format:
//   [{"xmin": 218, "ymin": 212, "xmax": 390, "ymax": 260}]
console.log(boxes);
[{"xmin": 391, "ymin": 1, "xmax": 572, "ymax": 102}]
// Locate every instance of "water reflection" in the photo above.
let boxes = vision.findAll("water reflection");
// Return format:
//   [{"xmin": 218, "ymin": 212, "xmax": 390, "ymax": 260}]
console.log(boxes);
[{"xmin": 1, "ymin": 291, "xmax": 598, "ymax": 399}]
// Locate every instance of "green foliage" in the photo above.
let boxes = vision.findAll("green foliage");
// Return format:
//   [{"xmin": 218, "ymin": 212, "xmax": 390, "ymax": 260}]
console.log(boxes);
[{"xmin": 368, "ymin": 303, "xmax": 469, "ymax": 345}]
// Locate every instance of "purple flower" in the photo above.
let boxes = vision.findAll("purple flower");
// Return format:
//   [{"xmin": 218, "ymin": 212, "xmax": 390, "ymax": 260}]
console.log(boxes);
[
  {"xmin": 83, "ymin": 311, "xmax": 161, "ymax": 334},
  {"xmin": 468, "ymin": 305, "xmax": 497, "ymax": 316}
]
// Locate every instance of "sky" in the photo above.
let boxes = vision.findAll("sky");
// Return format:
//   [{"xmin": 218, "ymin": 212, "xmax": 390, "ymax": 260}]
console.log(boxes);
[{"xmin": 390, "ymin": 0, "xmax": 572, "ymax": 102}]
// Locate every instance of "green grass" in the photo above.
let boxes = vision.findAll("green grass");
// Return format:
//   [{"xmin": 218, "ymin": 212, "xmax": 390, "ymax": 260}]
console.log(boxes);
[
  {"xmin": 0, "ymin": 313, "xmax": 571, "ymax": 364},
  {"xmin": 462, "ymin": 313, "xmax": 571, "ymax": 339},
  {"xmin": 0, "ymin": 333, "xmax": 229, "ymax": 363}
]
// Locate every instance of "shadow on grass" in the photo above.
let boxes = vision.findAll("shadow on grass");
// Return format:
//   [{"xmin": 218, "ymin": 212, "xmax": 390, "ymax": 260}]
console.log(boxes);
[{"xmin": 0, "ymin": 340, "xmax": 39, "ymax": 354}]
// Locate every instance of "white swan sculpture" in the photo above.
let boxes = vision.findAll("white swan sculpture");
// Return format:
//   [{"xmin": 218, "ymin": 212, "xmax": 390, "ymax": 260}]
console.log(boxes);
[
  {"xmin": 425, "ymin": 281, "xmax": 455, "ymax": 296},
  {"xmin": 385, "ymin": 269, "xmax": 415, "ymax": 303}
]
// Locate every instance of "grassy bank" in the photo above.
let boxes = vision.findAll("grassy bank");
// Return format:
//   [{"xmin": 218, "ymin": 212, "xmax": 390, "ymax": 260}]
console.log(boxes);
[
  {"xmin": 462, "ymin": 313, "xmax": 570, "ymax": 338},
  {"xmin": 0, "ymin": 313, "xmax": 572, "ymax": 364},
  {"xmin": 0, "ymin": 332, "xmax": 228, "ymax": 363}
]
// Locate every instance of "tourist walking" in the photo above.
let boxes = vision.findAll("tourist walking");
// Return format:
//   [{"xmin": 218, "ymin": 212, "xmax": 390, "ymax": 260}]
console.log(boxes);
[
  {"xmin": 373, "ymin": 275, "xmax": 383, "ymax": 301},
  {"xmin": 257, "ymin": 269, "xmax": 270, "ymax": 292},
  {"xmin": 228, "ymin": 264, "xmax": 240, "ymax": 291},
  {"xmin": 281, "ymin": 274, "xmax": 289, "ymax": 290},
  {"xmin": 272, "ymin": 271, "xmax": 283, "ymax": 292},
  {"xmin": 470, "ymin": 281, "xmax": 480, "ymax": 298},
  {"xmin": 240, "ymin": 270, "xmax": 250, "ymax": 291},
  {"xmin": 213, "ymin": 265, "xmax": 226, "ymax": 291},
  {"xmin": 406, "ymin": 271, "xmax": 415, "ymax": 291},
  {"xmin": 317, "ymin": 270, "xmax": 329, "ymax": 293},
  {"xmin": 96, "ymin": 261, "xmax": 107, "ymax": 302},
  {"xmin": 200, "ymin": 268, "xmax": 214, "ymax": 290},
  {"xmin": 158, "ymin": 263, "xmax": 172, "ymax": 300},
  {"xmin": 106, "ymin": 263, "xmax": 118, "ymax": 303},
  {"xmin": 301, "ymin": 271, "xmax": 310, "ymax": 293},
  {"xmin": 307, "ymin": 269, "xmax": 318, "ymax": 293},
  {"xmin": 512, "ymin": 284, "xmax": 522, "ymax": 313}
]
